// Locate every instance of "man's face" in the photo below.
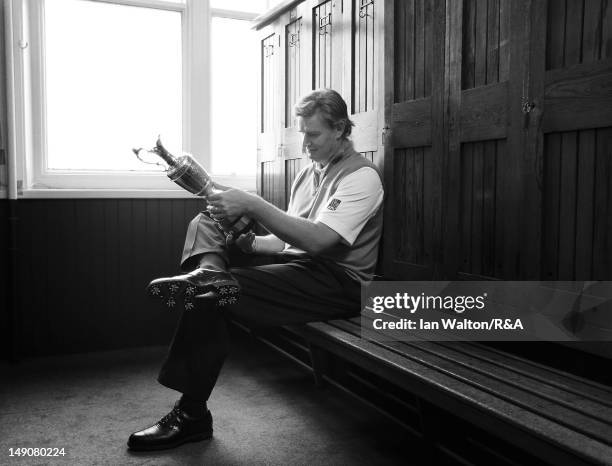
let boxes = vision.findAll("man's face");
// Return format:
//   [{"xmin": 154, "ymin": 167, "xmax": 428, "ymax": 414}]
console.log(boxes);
[{"xmin": 298, "ymin": 111, "xmax": 343, "ymax": 165}]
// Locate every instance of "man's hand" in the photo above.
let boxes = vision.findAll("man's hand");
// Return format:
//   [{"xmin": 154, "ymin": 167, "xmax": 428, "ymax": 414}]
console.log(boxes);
[
  {"xmin": 234, "ymin": 231, "xmax": 256, "ymax": 253},
  {"xmin": 224, "ymin": 231, "xmax": 255, "ymax": 250},
  {"xmin": 207, "ymin": 189, "xmax": 258, "ymax": 218},
  {"xmin": 212, "ymin": 188, "xmax": 343, "ymax": 256}
]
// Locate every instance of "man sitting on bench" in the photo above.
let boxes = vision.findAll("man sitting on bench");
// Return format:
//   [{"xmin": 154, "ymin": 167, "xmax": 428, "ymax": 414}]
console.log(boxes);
[{"xmin": 127, "ymin": 89, "xmax": 384, "ymax": 451}]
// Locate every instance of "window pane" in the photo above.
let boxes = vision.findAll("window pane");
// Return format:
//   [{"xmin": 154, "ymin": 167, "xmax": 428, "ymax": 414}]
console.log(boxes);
[
  {"xmin": 210, "ymin": 17, "xmax": 258, "ymax": 176},
  {"xmin": 44, "ymin": 0, "xmax": 182, "ymax": 171}
]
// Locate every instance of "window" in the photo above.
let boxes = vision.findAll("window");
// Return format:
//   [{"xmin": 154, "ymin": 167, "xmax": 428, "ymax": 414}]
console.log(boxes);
[
  {"xmin": 210, "ymin": 16, "xmax": 258, "ymax": 177},
  {"xmin": 44, "ymin": 0, "xmax": 183, "ymax": 172},
  {"xmin": 5, "ymin": 0, "xmax": 271, "ymax": 196}
]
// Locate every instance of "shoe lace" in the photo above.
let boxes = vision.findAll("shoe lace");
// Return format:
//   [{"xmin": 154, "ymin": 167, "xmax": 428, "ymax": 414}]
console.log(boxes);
[{"xmin": 158, "ymin": 407, "xmax": 182, "ymax": 427}]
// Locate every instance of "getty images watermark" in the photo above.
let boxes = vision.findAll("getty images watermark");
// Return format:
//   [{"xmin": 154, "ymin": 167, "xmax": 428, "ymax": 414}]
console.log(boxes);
[{"xmin": 361, "ymin": 281, "xmax": 612, "ymax": 341}]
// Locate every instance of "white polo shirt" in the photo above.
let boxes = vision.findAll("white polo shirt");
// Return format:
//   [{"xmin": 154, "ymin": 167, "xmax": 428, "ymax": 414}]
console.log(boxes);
[{"xmin": 285, "ymin": 167, "xmax": 383, "ymax": 251}]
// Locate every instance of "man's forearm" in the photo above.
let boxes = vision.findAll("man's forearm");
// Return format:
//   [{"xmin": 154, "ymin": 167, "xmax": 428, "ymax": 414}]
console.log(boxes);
[
  {"xmin": 254, "ymin": 234, "xmax": 285, "ymax": 254},
  {"xmin": 247, "ymin": 197, "xmax": 337, "ymax": 255}
]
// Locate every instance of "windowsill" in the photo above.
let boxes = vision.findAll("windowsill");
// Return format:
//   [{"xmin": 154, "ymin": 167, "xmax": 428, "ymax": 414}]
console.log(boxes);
[
  {"xmin": 18, "ymin": 188, "xmax": 197, "ymax": 199},
  {"xmin": 10, "ymin": 173, "xmax": 257, "ymax": 199},
  {"xmin": 17, "ymin": 186, "xmax": 258, "ymax": 199}
]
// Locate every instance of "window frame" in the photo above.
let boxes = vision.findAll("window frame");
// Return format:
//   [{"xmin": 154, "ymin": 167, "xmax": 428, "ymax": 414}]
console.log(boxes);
[{"xmin": 5, "ymin": 0, "xmax": 260, "ymax": 198}]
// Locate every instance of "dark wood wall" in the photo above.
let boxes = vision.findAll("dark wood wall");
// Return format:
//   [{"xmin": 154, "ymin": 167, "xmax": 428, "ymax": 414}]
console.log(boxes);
[
  {"xmin": 2, "ymin": 198, "xmax": 203, "ymax": 359},
  {"xmin": 543, "ymin": 128, "xmax": 612, "ymax": 280},
  {"xmin": 540, "ymin": 0, "xmax": 612, "ymax": 281},
  {"xmin": 1, "ymin": 201, "xmax": 9, "ymax": 359}
]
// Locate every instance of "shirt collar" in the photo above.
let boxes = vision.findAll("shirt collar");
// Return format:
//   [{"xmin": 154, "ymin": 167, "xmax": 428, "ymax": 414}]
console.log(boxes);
[
  {"xmin": 312, "ymin": 140, "xmax": 354, "ymax": 190},
  {"xmin": 314, "ymin": 139, "xmax": 354, "ymax": 173}
]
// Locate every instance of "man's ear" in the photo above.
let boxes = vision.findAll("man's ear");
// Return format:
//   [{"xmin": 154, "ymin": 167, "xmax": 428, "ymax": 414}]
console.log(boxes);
[{"xmin": 335, "ymin": 121, "xmax": 345, "ymax": 139}]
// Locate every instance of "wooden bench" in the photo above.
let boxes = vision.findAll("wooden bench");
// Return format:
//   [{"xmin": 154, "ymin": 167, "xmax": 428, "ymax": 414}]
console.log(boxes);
[
  {"xmin": 240, "ymin": 312, "xmax": 612, "ymax": 465},
  {"xmin": 286, "ymin": 315, "xmax": 612, "ymax": 466}
]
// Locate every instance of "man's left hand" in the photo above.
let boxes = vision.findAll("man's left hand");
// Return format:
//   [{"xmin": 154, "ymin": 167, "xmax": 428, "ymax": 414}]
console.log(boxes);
[{"xmin": 207, "ymin": 189, "xmax": 258, "ymax": 218}]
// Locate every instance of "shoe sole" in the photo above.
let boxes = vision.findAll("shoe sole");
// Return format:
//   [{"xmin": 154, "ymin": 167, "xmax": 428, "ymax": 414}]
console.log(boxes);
[
  {"xmin": 147, "ymin": 280, "xmax": 240, "ymax": 310},
  {"xmin": 127, "ymin": 430, "xmax": 213, "ymax": 451}
]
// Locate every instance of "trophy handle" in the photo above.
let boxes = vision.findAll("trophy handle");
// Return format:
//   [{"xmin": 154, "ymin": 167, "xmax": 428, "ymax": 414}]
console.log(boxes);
[{"xmin": 131, "ymin": 147, "xmax": 168, "ymax": 170}]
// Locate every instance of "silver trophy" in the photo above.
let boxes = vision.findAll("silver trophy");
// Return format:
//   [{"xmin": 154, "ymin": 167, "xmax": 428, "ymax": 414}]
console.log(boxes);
[{"xmin": 132, "ymin": 138, "xmax": 254, "ymax": 238}]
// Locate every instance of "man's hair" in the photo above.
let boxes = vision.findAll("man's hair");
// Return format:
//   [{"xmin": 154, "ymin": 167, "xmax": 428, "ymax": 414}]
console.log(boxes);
[{"xmin": 294, "ymin": 89, "xmax": 355, "ymax": 139}]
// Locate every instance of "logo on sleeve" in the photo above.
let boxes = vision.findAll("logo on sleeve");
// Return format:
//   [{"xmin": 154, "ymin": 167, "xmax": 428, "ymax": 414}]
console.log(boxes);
[{"xmin": 327, "ymin": 198, "xmax": 341, "ymax": 211}]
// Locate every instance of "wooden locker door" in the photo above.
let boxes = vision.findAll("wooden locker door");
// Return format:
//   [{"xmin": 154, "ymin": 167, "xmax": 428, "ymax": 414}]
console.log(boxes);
[
  {"xmin": 442, "ymin": 0, "xmax": 524, "ymax": 280},
  {"xmin": 443, "ymin": 0, "xmax": 612, "ymax": 282},
  {"xmin": 345, "ymin": 0, "xmax": 385, "ymax": 165},
  {"xmin": 279, "ymin": 0, "xmax": 345, "ymax": 207},
  {"xmin": 257, "ymin": 22, "xmax": 284, "ymax": 209},
  {"xmin": 282, "ymin": 0, "xmax": 349, "ymax": 209},
  {"xmin": 281, "ymin": 3, "xmax": 310, "ymax": 209},
  {"xmin": 312, "ymin": 0, "xmax": 344, "ymax": 91},
  {"xmin": 522, "ymin": 0, "xmax": 612, "ymax": 281},
  {"xmin": 382, "ymin": 0, "xmax": 445, "ymax": 279}
]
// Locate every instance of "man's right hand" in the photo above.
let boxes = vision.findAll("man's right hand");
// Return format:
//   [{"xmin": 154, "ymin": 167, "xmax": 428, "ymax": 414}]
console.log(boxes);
[{"xmin": 234, "ymin": 231, "xmax": 256, "ymax": 254}]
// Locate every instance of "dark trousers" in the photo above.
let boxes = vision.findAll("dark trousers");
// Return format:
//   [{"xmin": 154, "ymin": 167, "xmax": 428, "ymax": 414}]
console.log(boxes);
[{"xmin": 157, "ymin": 213, "xmax": 361, "ymax": 401}]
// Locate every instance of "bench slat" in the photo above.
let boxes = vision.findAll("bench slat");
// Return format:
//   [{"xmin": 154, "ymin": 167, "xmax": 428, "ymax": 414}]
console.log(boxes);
[{"xmin": 448, "ymin": 341, "xmax": 612, "ymax": 400}]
